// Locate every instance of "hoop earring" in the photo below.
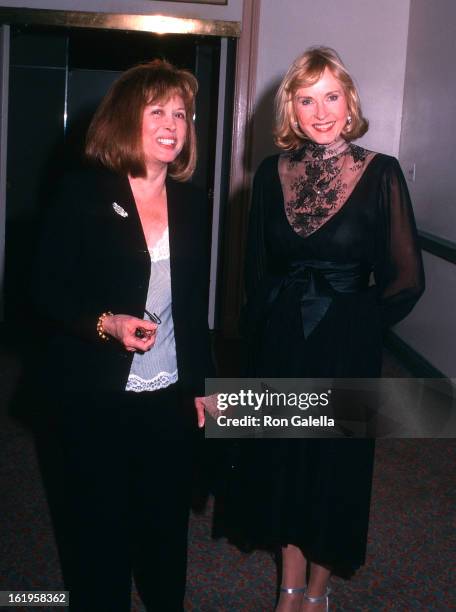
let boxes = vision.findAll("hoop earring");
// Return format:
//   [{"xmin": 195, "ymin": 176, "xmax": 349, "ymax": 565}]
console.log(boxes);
[{"xmin": 346, "ymin": 115, "xmax": 352, "ymax": 126}]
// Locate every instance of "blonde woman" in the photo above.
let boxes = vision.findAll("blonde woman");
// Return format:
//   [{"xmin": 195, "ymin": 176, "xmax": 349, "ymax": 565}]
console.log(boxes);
[{"xmin": 222, "ymin": 47, "xmax": 424, "ymax": 611}]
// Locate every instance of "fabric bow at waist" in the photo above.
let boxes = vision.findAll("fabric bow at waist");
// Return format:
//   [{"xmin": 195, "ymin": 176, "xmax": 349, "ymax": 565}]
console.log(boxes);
[{"xmin": 267, "ymin": 260, "xmax": 368, "ymax": 339}]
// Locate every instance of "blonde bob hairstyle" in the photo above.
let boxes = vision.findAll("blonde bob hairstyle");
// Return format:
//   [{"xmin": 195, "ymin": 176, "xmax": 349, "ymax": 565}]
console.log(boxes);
[
  {"xmin": 274, "ymin": 46, "xmax": 368, "ymax": 151},
  {"xmin": 86, "ymin": 59, "xmax": 198, "ymax": 182}
]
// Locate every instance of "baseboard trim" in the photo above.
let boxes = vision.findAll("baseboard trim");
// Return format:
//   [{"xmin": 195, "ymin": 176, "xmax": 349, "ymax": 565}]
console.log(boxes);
[{"xmin": 385, "ymin": 331, "xmax": 446, "ymax": 379}]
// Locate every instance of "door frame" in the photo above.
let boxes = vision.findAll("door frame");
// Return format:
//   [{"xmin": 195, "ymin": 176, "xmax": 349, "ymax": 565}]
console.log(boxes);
[
  {"xmin": 219, "ymin": 0, "xmax": 260, "ymax": 335},
  {"xmin": 0, "ymin": 7, "xmax": 240, "ymax": 37}
]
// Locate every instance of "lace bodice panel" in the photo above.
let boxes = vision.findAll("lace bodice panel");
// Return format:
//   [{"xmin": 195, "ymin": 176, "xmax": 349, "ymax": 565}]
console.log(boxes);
[{"xmin": 278, "ymin": 139, "xmax": 376, "ymax": 238}]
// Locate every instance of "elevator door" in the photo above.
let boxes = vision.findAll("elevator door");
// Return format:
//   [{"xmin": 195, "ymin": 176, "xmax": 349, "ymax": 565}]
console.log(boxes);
[{"xmin": 4, "ymin": 24, "xmax": 226, "ymax": 324}]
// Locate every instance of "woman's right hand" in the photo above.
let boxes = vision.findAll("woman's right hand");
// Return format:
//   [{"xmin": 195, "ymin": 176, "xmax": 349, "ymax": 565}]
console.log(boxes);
[{"xmin": 101, "ymin": 314, "xmax": 158, "ymax": 352}]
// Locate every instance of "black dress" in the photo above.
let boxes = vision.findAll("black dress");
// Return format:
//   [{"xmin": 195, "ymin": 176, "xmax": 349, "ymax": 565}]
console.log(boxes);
[{"xmin": 224, "ymin": 140, "xmax": 424, "ymax": 572}]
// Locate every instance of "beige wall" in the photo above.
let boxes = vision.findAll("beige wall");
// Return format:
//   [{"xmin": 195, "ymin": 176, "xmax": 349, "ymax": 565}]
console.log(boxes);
[
  {"xmin": 398, "ymin": 0, "xmax": 456, "ymax": 242},
  {"xmin": 396, "ymin": 0, "xmax": 456, "ymax": 378},
  {"xmin": 251, "ymin": 0, "xmax": 411, "ymax": 168},
  {"xmin": 0, "ymin": 0, "xmax": 243, "ymax": 21}
]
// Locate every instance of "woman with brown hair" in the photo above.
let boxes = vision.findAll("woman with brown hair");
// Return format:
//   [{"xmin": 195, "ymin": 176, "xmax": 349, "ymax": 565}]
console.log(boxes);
[
  {"xmin": 209, "ymin": 47, "xmax": 424, "ymax": 611},
  {"xmin": 35, "ymin": 59, "xmax": 212, "ymax": 612}
]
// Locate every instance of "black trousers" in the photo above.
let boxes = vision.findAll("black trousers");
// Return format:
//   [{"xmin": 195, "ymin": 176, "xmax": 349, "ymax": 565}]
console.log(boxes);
[{"xmin": 49, "ymin": 384, "xmax": 194, "ymax": 612}]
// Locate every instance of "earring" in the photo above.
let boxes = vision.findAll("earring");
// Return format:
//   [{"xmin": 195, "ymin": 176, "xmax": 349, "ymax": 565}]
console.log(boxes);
[
  {"xmin": 293, "ymin": 121, "xmax": 299, "ymax": 128},
  {"xmin": 346, "ymin": 115, "xmax": 352, "ymax": 125}
]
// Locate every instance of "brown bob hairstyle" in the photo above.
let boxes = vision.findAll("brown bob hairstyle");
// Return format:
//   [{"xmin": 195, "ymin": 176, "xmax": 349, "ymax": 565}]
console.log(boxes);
[
  {"xmin": 274, "ymin": 46, "xmax": 368, "ymax": 151},
  {"xmin": 86, "ymin": 59, "xmax": 198, "ymax": 182}
]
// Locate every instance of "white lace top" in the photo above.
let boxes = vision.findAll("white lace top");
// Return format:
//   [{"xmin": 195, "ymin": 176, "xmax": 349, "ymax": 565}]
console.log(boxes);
[{"xmin": 125, "ymin": 228, "xmax": 178, "ymax": 392}]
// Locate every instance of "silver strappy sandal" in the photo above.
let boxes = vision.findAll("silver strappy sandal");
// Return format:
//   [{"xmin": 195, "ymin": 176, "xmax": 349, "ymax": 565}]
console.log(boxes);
[
  {"xmin": 280, "ymin": 587, "xmax": 306, "ymax": 595},
  {"xmin": 303, "ymin": 587, "xmax": 331, "ymax": 611},
  {"xmin": 276, "ymin": 586, "xmax": 306, "ymax": 610}
]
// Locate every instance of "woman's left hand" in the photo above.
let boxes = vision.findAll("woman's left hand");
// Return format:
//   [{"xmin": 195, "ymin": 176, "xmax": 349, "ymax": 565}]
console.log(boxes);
[
  {"xmin": 194, "ymin": 395, "xmax": 220, "ymax": 428},
  {"xmin": 102, "ymin": 313, "xmax": 158, "ymax": 352}
]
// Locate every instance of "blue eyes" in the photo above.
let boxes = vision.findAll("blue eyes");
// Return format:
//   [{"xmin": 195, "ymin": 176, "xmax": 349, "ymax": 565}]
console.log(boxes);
[{"xmin": 299, "ymin": 94, "xmax": 340, "ymax": 106}]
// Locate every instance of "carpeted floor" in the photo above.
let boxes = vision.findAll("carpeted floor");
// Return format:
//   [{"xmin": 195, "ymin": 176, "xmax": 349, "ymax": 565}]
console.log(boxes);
[{"xmin": 0, "ymin": 344, "xmax": 455, "ymax": 611}]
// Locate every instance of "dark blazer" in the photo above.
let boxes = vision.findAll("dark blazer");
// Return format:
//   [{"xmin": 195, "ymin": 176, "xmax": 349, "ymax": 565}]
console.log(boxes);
[{"xmin": 34, "ymin": 166, "xmax": 213, "ymax": 397}]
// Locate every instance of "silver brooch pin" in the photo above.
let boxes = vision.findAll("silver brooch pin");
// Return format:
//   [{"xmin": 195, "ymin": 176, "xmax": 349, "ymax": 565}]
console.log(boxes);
[{"xmin": 112, "ymin": 202, "xmax": 128, "ymax": 218}]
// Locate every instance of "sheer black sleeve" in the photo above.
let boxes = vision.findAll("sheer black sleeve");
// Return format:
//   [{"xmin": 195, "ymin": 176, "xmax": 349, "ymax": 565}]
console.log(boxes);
[{"xmin": 374, "ymin": 158, "xmax": 425, "ymax": 328}]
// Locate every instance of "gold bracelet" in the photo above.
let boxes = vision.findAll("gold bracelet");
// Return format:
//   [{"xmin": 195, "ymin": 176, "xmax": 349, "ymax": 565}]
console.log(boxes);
[{"xmin": 96, "ymin": 311, "xmax": 113, "ymax": 341}]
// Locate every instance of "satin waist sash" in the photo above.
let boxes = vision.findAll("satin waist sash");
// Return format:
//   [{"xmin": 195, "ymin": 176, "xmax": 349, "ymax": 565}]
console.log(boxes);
[{"xmin": 267, "ymin": 260, "xmax": 369, "ymax": 338}]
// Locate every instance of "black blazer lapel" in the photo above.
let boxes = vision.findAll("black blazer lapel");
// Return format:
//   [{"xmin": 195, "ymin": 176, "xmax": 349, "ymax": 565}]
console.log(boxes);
[
  {"xmin": 95, "ymin": 168, "xmax": 148, "ymax": 254},
  {"xmin": 166, "ymin": 177, "xmax": 185, "ymax": 308},
  {"xmin": 165, "ymin": 176, "xmax": 212, "ymax": 395}
]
